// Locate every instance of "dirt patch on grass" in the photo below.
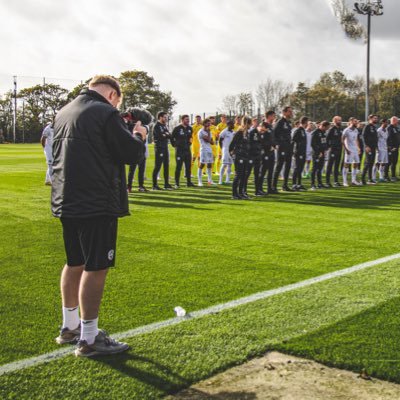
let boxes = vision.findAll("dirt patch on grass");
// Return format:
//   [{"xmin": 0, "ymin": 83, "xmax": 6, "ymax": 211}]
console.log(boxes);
[{"xmin": 170, "ymin": 352, "xmax": 400, "ymax": 399}]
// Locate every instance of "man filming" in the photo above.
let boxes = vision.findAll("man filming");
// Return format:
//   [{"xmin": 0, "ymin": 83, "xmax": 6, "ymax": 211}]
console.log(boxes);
[{"xmin": 52, "ymin": 75, "xmax": 146, "ymax": 357}]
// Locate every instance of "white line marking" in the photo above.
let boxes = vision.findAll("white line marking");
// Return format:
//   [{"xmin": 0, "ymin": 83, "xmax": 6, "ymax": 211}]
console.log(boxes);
[{"xmin": 1, "ymin": 253, "xmax": 400, "ymax": 376}]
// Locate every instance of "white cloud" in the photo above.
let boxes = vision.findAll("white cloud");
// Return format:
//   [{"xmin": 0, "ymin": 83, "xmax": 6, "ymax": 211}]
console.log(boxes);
[{"xmin": 0, "ymin": 0, "xmax": 398, "ymax": 115}]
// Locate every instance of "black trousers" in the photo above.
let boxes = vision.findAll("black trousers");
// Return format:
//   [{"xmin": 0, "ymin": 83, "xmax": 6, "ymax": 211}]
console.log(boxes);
[
  {"xmin": 175, "ymin": 151, "xmax": 192, "ymax": 186},
  {"xmin": 389, "ymin": 149, "xmax": 399, "ymax": 178},
  {"xmin": 273, "ymin": 146, "xmax": 293, "ymax": 188},
  {"xmin": 326, "ymin": 149, "xmax": 342, "ymax": 184},
  {"xmin": 246, "ymin": 158, "xmax": 261, "ymax": 194},
  {"xmin": 232, "ymin": 159, "xmax": 249, "ymax": 196},
  {"xmin": 259, "ymin": 152, "xmax": 275, "ymax": 192},
  {"xmin": 292, "ymin": 153, "xmax": 306, "ymax": 186},
  {"xmin": 311, "ymin": 154, "xmax": 325, "ymax": 186},
  {"xmin": 128, "ymin": 158, "xmax": 146, "ymax": 188},
  {"xmin": 362, "ymin": 149, "xmax": 376, "ymax": 182},
  {"xmin": 152, "ymin": 149, "xmax": 169, "ymax": 187}
]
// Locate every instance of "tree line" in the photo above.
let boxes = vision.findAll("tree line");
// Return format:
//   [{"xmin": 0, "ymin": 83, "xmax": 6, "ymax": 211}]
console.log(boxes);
[
  {"xmin": 0, "ymin": 70, "xmax": 176, "ymax": 143},
  {"xmin": 220, "ymin": 70, "xmax": 400, "ymax": 122}
]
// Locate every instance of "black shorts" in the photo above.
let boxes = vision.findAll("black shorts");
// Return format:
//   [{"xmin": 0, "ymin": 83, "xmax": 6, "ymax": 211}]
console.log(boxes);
[{"xmin": 61, "ymin": 216, "xmax": 118, "ymax": 271}]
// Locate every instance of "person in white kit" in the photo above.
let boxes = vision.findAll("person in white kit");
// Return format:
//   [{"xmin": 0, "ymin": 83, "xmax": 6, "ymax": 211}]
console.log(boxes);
[
  {"xmin": 218, "ymin": 120, "xmax": 235, "ymax": 184},
  {"xmin": 41, "ymin": 120, "xmax": 54, "ymax": 185},
  {"xmin": 342, "ymin": 117, "xmax": 361, "ymax": 186},
  {"xmin": 197, "ymin": 118, "xmax": 215, "ymax": 186},
  {"xmin": 375, "ymin": 118, "xmax": 389, "ymax": 182},
  {"xmin": 303, "ymin": 121, "xmax": 315, "ymax": 178}
]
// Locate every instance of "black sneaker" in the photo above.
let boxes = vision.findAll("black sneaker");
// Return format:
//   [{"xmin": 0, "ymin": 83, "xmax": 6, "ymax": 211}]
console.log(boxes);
[
  {"xmin": 55, "ymin": 325, "xmax": 81, "ymax": 345},
  {"xmin": 164, "ymin": 184, "xmax": 174, "ymax": 190},
  {"xmin": 240, "ymin": 193, "xmax": 251, "ymax": 200},
  {"xmin": 326, "ymin": 183, "xmax": 333, "ymax": 188},
  {"xmin": 138, "ymin": 186, "xmax": 149, "ymax": 192},
  {"xmin": 281, "ymin": 185, "xmax": 292, "ymax": 192},
  {"xmin": 268, "ymin": 188, "xmax": 279, "ymax": 194},
  {"xmin": 187, "ymin": 182, "xmax": 196, "ymax": 187},
  {"xmin": 368, "ymin": 180, "xmax": 377, "ymax": 185},
  {"xmin": 231, "ymin": 195, "xmax": 242, "ymax": 200},
  {"xmin": 255, "ymin": 191, "xmax": 264, "ymax": 197},
  {"xmin": 310, "ymin": 185, "xmax": 317, "ymax": 191},
  {"xmin": 318, "ymin": 184, "xmax": 328, "ymax": 189},
  {"xmin": 75, "ymin": 330, "xmax": 129, "ymax": 358},
  {"xmin": 291, "ymin": 185, "xmax": 299, "ymax": 191},
  {"xmin": 333, "ymin": 182, "xmax": 341, "ymax": 187},
  {"xmin": 152, "ymin": 185, "xmax": 163, "ymax": 191}
]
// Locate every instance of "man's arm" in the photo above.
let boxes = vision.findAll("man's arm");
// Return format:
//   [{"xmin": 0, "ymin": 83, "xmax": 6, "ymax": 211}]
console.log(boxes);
[
  {"xmin": 103, "ymin": 112, "xmax": 146, "ymax": 165},
  {"xmin": 40, "ymin": 136, "xmax": 46, "ymax": 148}
]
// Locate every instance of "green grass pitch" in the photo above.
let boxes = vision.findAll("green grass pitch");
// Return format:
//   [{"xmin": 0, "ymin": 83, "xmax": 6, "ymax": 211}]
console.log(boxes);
[{"xmin": 1, "ymin": 144, "xmax": 400, "ymax": 399}]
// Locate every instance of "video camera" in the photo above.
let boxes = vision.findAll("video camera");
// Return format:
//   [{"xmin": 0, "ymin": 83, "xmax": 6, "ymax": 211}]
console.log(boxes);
[{"xmin": 121, "ymin": 108, "xmax": 153, "ymax": 135}]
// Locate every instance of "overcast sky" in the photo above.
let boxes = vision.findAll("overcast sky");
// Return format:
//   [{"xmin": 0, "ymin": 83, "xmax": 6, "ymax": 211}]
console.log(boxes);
[{"xmin": 0, "ymin": 0, "xmax": 398, "ymax": 115}]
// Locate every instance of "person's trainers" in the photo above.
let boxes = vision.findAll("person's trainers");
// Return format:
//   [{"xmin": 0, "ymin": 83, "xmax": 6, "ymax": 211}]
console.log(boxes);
[
  {"xmin": 55, "ymin": 325, "xmax": 81, "ymax": 345},
  {"xmin": 75, "ymin": 330, "xmax": 129, "ymax": 357}
]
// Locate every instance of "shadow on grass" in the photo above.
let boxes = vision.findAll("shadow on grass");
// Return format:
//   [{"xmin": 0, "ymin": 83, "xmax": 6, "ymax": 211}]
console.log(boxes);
[
  {"xmin": 274, "ymin": 295, "xmax": 400, "ymax": 384},
  {"xmin": 95, "ymin": 352, "xmax": 257, "ymax": 399},
  {"xmin": 129, "ymin": 182, "xmax": 400, "ymax": 211}
]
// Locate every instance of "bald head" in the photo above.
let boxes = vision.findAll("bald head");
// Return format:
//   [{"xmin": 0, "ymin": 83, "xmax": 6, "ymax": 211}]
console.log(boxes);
[
  {"xmin": 332, "ymin": 116, "xmax": 342, "ymax": 126},
  {"xmin": 390, "ymin": 116, "xmax": 398, "ymax": 126}
]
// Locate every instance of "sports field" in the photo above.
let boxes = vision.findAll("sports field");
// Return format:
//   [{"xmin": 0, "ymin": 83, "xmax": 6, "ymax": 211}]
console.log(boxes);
[{"xmin": 1, "ymin": 144, "xmax": 400, "ymax": 399}]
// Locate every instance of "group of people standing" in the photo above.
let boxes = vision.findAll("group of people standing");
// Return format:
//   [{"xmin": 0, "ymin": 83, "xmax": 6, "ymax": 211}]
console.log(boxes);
[{"xmin": 123, "ymin": 107, "xmax": 400, "ymax": 200}]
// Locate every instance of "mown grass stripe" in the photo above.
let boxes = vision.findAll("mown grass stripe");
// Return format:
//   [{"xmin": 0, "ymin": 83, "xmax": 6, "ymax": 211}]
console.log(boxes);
[{"xmin": 1, "ymin": 252, "xmax": 399, "ymax": 377}]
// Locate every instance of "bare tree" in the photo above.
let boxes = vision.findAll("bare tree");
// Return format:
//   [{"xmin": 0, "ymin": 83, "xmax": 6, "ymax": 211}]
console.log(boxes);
[
  {"xmin": 331, "ymin": 0, "xmax": 366, "ymax": 40},
  {"xmin": 237, "ymin": 92, "xmax": 254, "ymax": 115},
  {"xmin": 221, "ymin": 95, "xmax": 238, "ymax": 115},
  {"xmin": 256, "ymin": 78, "xmax": 293, "ymax": 112}
]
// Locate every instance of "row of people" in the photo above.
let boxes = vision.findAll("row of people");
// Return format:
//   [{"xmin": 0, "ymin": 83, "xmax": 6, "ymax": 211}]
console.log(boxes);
[{"xmin": 123, "ymin": 109, "xmax": 400, "ymax": 198}]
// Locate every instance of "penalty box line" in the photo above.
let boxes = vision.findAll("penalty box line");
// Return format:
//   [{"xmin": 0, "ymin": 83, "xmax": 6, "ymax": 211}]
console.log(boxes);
[{"xmin": 1, "ymin": 252, "xmax": 400, "ymax": 377}]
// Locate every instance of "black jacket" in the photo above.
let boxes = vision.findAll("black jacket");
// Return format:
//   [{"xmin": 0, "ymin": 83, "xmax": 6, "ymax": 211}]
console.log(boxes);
[
  {"xmin": 51, "ymin": 89, "xmax": 145, "ymax": 218},
  {"xmin": 229, "ymin": 130, "xmax": 250, "ymax": 160},
  {"xmin": 260, "ymin": 123, "xmax": 275, "ymax": 154},
  {"xmin": 362, "ymin": 124, "xmax": 378, "ymax": 149},
  {"xmin": 326, "ymin": 125, "xmax": 343, "ymax": 151},
  {"xmin": 311, "ymin": 129, "xmax": 328, "ymax": 155},
  {"xmin": 248, "ymin": 127, "xmax": 262, "ymax": 160},
  {"xmin": 273, "ymin": 117, "xmax": 292, "ymax": 148},
  {"xmin": 171, "ymin": 124, "xmax": 192, "ymax": 154},
  {"xmin": 153, "ymin": 122, "xmax": 171, "ymax": 151},
  {"xmin": 387, "ymin": 124, "xmax": 400, "ymax": 149},
  {"xmin": 291, "ymin": 127, "xmax": 307, "ymax": 155}
]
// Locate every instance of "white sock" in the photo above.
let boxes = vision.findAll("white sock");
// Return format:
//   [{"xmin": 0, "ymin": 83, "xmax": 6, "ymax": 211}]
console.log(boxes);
[
  {"xmin": 226, "ymin": 165, "xmax": 232, "ymax": 182},
  {"xmin": 207, "ymin": 168, "xmax": 213, "ymax": 183},
  {"xmin": 351, "ymin": 168, "xmax": 357, "ymax": 183},
  {"xmin": 62, "ymin": 306, "xmax": 80, "ymax": 330},
  {"xmin": 80, "ymin": 317, "xmax": 99, "ymax": 345},
  {"xmin": 372, "ymin": 165, "xmax": 377, "ymax": 181},
  {"xmin": 379, "ymin": 166, "xmax": 385, "ymax": 180},
  {"xmin": 343, "ymin": 167, "xmax": 348, "ymax": 185},
  {"xmin": 197, "ymin": 168, "xmax": 203, "ymax": 185},
  {"xmin": 219, "ymin": 165, "xmax": 226, "ymax": 184}
]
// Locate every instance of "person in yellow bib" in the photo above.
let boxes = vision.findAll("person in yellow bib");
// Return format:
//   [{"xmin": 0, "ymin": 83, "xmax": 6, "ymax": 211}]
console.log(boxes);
[
  {"xmin": 209, "ymin": 116, "xmax": 219, "ymax": 174},
  {"xmin": 191, "ymin": 115, "xmax": 202, "ymax": 169},
  {"xmin": 216, "ymin": 114, "xmax": 227, "ymax": 173}
]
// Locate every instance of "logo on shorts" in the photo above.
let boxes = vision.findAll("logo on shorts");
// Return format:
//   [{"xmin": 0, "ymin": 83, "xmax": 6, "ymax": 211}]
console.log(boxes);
[
  {"xmin": 177, "ymin": 157, "xmax": 181, "ymax": 161},
  {"xmin": 265, "ymin": 156, "xmax": 269, "ymax": 160},
  {"xmin": 108, "ymin": 250, "xmax": 114, "ymax": 261},
  {"xmin": 160, "ymin": 153, "xmax": 164, "ymax": 157}
]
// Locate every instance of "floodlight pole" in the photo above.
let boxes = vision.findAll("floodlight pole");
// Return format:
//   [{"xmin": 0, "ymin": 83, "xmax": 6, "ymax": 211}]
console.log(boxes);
[{"xmin": 354, "ymin": 1, "xmax": 383, "ymax": 121}]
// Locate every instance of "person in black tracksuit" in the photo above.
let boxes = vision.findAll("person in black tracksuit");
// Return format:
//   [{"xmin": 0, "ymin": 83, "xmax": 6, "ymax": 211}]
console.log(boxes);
[
  {"xmin": 326, "ymin": 116, "xmax": 343, "ymax": 187},
  {"xmin": 128, "ymin": 153, "xmax": 147, "ymax": 192},
  {"xmin": 311, "ymin": 121, "xmax": 330, "ymax": 189},
  {"xmin": 247, "ymin": 118, "xmax": 263, "ymax": 196},
  {"xmin": 152, "ymin": 112, "xmax": 173, "ymax": 190},
  {"xmin": 229, "ymin": 116, "xmax": 251, "ymax": 200},
  {"xmin": 171, "ymin": 115, "xmax": 195, "ymax": 188},
  {"xmin": 258, "ymin": 111, "xmax": 276, "ymax": 194},
  {"xmin": 361, "ymin": 114, "xmax": 379, "ymax": 184},
  {"xmin": 272, "ymin": 106, "xmax": 294, "ymax": 191},
  {"xmin": 386, "ymin": 117, "xmax": 400, "ymax": 180},
  {"xmin": 357, "ymin": 122, "xmax": 365, "ymax": 170},
  {"xmin": 291, "ymin": 116, "xmax": 309, "ymax": 191}
]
